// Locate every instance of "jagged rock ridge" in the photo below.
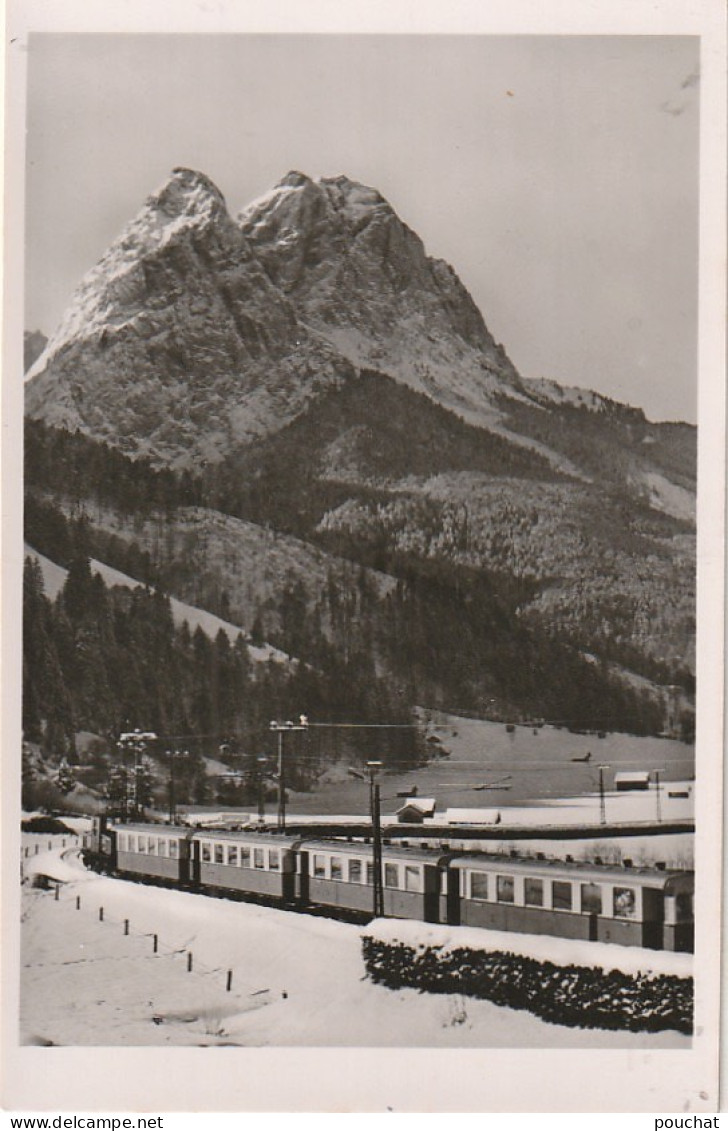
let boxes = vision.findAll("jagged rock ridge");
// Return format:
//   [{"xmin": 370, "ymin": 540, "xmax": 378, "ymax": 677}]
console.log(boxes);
[
  {"xmin": 25, "ymin": 169, "xmax": 352, "ymax": 465},
  {"xmin": 26, "ymin": 167, "xmax": 528, "ymax": 466}
]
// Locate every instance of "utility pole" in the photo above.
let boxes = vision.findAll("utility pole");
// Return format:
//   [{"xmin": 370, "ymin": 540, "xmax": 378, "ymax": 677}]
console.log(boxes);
[
  {"xmin": 597, "ymin": 764, "xmax": 610, "ymax": 826},
  {"xmin": 167, "ymin": 749, "xmax": 175, "ymax": 824},
  {"xmin": 269, "ymin": 716, "xmax": 308, "ymax": 832},
  {"xmin": 167, "ymin": 748, "xmax": 184, "ymax": 824},
  {"xmin": 257, "ymin": 755, "xmax": 268, "ymax": 825},
  {"xmin": 119, "ymin": 731, "xmax": 157, "ymax": 819},
  {"xmin": 654, "ymin": 768, "xmax": 664, "ymax": 823},
  {"xmin": 367, "ymin": 761, "xmax": 384, "ymax": 918}
]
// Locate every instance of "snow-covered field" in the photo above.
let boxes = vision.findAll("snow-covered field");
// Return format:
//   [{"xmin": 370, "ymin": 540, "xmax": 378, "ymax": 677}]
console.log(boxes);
[
  {"xmin": 20, "ymin": 844, "xmax": 690, "ymax": 1050},
  {"xmin": 278, "ymin": 712, "xmax": 695, "ymax": 816}
]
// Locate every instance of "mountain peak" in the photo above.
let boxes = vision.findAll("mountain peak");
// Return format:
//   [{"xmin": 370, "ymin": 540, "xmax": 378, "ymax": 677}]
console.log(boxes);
[
  {"xmin": 145, "ymin": 167, "xmax": 228, "ymax": 223},
  {"xmin": 27, "ymin": 166, "xmax": 526, "ymax": 463},
  {"xmin": 238, "ymin": 170, "xmax": 523, "ymax": 415},
  {"xmin": 278, "ymin": 170, "xmax": 313, "ymax": 189}
]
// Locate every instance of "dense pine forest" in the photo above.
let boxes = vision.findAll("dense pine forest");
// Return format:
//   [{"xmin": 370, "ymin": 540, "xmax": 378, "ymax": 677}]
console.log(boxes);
[{"xmin": 24, "ymin": 415, "xmax": 671, "ymax": 797}]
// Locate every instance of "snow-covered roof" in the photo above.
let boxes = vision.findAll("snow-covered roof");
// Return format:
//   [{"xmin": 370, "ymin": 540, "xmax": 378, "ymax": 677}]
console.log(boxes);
[
  {"xmin": 113, "ymin": 822, "xmax": 191, "ymax": 837},
  {"xmin": 192, "ymin": 828, "xmax": 302, "ymax": 848},
  {"xmin": 396, "ymin": 798, "xmax": 436, "ymax": 816},
  {"xmin": 298, "ymin": 838, "xmax": 450, "ymax": 865}
]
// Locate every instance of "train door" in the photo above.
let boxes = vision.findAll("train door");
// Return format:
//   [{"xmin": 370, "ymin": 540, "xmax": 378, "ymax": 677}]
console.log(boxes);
[
  {"xmin": 446, "ymin": 868, "xmax": 461, "ymax": 926},
  {"xmin": 641, "ymin": 887, "xmax": 665, "ymax": 949},
  {"xmin": 298, "ymin": 851, "xmax": 310, "ymax": 906},
  {"xmin": 189, "ymin": 838, "xmax": 201, "ymax": 888},
  {"xmin": 588, "ymin": 913, "xmax": 598, "ymax": 942},
  {"xmin": 423, "ymin": 865, "xmax": 440, "ymax": 923}
]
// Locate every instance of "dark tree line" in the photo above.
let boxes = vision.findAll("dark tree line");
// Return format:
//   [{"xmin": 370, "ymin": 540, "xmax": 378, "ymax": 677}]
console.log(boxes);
[
  {"xmin": 22, "ymin": 552, "xmax": 424, "ymax": 804},
  {"xmin": 25, "ymin": 418, "xmax": 669, "ymax": 743}
]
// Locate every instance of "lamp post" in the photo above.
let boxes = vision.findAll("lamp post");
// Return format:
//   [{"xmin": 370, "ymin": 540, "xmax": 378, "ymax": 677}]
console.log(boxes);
[
  {"xmin": 269, "ymin": 716, "xmax": 308, "ymax": 831},
  {"xmin": 597, "ymin": 764, "xmax": 610, "ymax": 826},
  {"xmin": 367, "ymin": 761, "xmax": 384, "ymax": 918},
  {"xmin": 257, "ymin": 755, "xmax": 268, "ymax": 825},
  {"xmin": 166, "ymin": 748, "xmax": 185, "ymax": 824},
  {"xmin": 119, "ymin": 730, "xmax": 157, "ymax": 819}
]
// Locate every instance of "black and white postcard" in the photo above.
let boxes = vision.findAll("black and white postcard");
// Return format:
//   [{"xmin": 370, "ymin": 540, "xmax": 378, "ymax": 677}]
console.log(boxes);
[{"xmin": 3, "ymin": 0, "xmax": 725, "ymax": 1115}]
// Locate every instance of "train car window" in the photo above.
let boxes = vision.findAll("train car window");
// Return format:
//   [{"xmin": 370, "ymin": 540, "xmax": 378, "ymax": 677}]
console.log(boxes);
[
  {"xmin": 330, "ymin": 856, "xmax": 343, "ymax": 880},
  {"xmin": 240, "ymin": 846, "xmax": 251, "ymax": 867},
  {"xmin": 470, "ymin": 872, "xmax": 490, "ymax": 900},
  {"xmin": 313, "ymin": 854, "xmax": 327, "ymax": 878},
  {"xmin": 127, "ymin": 835, "xmax": 136, "ymax": 853},
  {"xmin": 581, "ymin": 883, "xmax": 603, "ymax": 914},
  {"xmin": 253, "ymin": 847, "xmax": 265, "ymax": 869},
  {"xmin": 269, "ymin": 850, "xmax": 280, "ymax": 871},
  {"xmin": 118, "ymin": 834, "xmax": 127, "ymax": 852},
  {"xmin": 169, "ymin": 839, "xmax": 179, "ymax": 859},
  {"xmin": 158, "ymin": 839, "xmax": 168, "ymax": 858},
  {"xmin": 676, "ymin": 892, "xmax": 693, "ymax": 922},
  {"xmin": 404, "ymin": 865, "xmax": 422, "ymax": 893},
  {"xmin": 384, "ymin": 864, "xmax": 400, "ymax": 889},
  {"xmin": 496, "ymin": 875, "xmax": 515, "ymax": 903},
  {"xmin": 148, "ymin": 838, "xmax": 157, "ymax": 856},
  {"xmin": 552, "ymin": 880, "xmax": 572, "ymax": 910},
  {"xmin": 138, "ymin": 835, "xmax": 147, "ymax": 854},
  {"xmin": 366, "ymin": 862, "xmax": 375, "ymax": 885},
  {"xmin": 214, "ymin": 844, "xmax": 225, "ymax": 864},
  {"xmin": 201, "ymin": 842, "xmax": 212, "ymax": 863},
  {"xmin": 348, "ymin": 859, "xmax": 362, "ymax": 884},
  {"xmin": 524, "ymin": 877, "xmax": 544, "ymax": 907},
  {"xmin": 613, "ymin": 886, "xmax": 636, "ymax": 918},
  {"xmin": 227, "ymin": 845, "xmax": 239, "ymax": 866}
]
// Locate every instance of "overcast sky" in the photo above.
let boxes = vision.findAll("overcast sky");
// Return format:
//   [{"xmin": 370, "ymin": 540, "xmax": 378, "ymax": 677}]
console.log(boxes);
[{"xmin": 25, "ymin": 34, "xmax": 699, "ymax": 423}]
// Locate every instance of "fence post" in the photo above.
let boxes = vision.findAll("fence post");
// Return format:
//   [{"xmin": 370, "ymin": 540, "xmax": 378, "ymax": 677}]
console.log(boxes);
[
  {"xmin": 35, "ymin": 845, "xmax": 39, "ymax": 855},
  {"xmin": 187, "ymin": 952, "xmax": 193, "ymax": 973},
  {"xmin": 153, "ymin": 934, "xmax": 158, "ymax": 954},
  {"xmin": 124, "ymin": 919, "xmax": 129, "ymax": 936},
  {"xmin": 99, "ymin": 907, "xmax": 104, "ymax": 922},
  {"xmin": 76, "ymin": 895, "xmax": 81, "ymax": 910},
  {"xmin": 226, "ymin": 971, "xmax": 232, "ymax": 992},
  {"xmin": 54, "ymin": 885, "xmax": 60, "ymax": 901}
]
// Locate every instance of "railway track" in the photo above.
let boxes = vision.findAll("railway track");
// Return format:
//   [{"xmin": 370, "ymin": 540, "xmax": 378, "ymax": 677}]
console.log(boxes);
[{"xmin": 277, "ymin": 819, "xmax": 695, "ymax": 842}]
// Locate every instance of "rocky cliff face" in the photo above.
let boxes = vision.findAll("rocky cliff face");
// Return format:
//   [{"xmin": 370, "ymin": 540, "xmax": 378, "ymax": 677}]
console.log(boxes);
[
  {"xmin": 25, "ymin": 169, "xmax": 351, "ymax": 465},
  {"xmin": 26, "ymin": 168, "xmax": 529, "ymax": 465},
  {"xmin": 239, "ymin": 172, "xmax": 523, "ymax": 423}
]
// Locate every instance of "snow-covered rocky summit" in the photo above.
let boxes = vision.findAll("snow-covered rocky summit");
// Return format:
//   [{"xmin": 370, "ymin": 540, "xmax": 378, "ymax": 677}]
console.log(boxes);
[
  {"xmin": 26, "ymin": 167, "xmax": 529, "ymax": 465},
  {"xmin": 239, "ymin": 171, "xmax": 526, "ymax": 427},
  {"xmin": 25, "ymin": 168, "xmax": 351, "ymax": 465}
]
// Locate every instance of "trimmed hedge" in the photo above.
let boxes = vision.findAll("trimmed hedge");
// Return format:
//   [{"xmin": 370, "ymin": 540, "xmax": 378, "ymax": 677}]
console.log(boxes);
[
  {"xmin": 361, "ymin": 937, "xmax": 693, "ymax": 1035},
  {"xmin": 21, "ymin": 815, "xmax": 75, "ymax": 835}
]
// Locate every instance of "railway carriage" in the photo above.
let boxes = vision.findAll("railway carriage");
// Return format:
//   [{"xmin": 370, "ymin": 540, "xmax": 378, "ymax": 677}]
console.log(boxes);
[
  {"xmin": 114, "ymin": 823, "xmax": 192, "ymax": 885},
  {"xmin": 190, "ymin": 829, "xmax": 300, "ymax": 903},
  {"xmin": 449, "ymin": 854, "xmax": 693, "ymax": 952},
  {"xmin": 89, "ymin": 821, "xmax": 694, "ymax": 952},
  {"xmin": 297, "ymin": 838, "xmax": 450, "ymax": 922}
]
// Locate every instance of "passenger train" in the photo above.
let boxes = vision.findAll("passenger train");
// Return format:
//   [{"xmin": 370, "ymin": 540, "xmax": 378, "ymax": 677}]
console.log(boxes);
[{"xmin": 84, "ymin": 819, "xmax": 694, "ymax": 953}]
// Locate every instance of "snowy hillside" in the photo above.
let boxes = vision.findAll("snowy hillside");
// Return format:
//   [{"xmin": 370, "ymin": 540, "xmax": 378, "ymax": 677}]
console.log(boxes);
[{"xmin": 24, "ymin": 543, "xmax": 289, "ymax": 665}]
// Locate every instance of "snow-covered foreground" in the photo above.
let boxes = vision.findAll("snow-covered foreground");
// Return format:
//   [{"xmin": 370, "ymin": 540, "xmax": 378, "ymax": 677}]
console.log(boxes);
[{"xmin": 21, "ymin": 849, "xmax": 689, "ymax": 1049}]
